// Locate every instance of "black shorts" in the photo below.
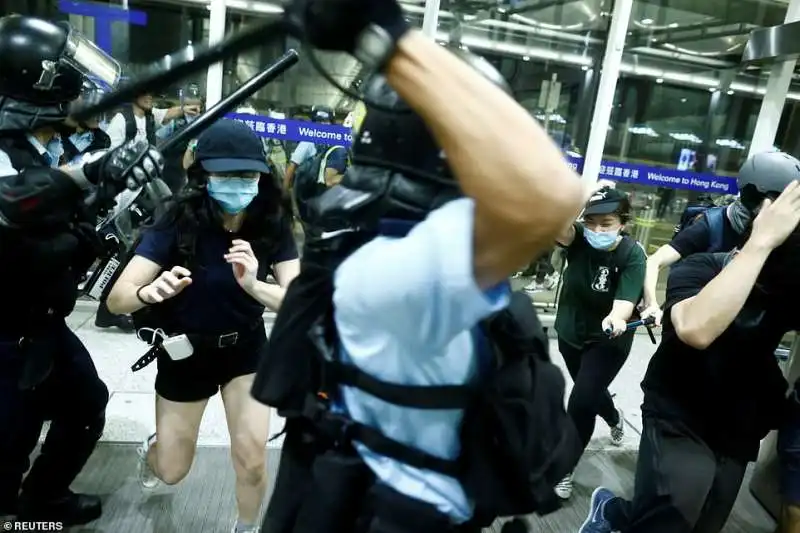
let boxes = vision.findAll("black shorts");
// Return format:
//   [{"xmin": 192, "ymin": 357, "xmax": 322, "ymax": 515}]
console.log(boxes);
[{"xmin": 155, "ymin": 325, "xmax": 268, "ymax": 402}]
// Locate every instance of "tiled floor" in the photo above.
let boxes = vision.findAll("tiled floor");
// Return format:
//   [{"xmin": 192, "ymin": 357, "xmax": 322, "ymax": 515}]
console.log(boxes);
[
  {"xmin": 67, "ymin": 446, "xmax": 774, "ymax": 533},
  {"xmin": 46, "ymin": 301, "xmax": 778, "ymax": 532}
]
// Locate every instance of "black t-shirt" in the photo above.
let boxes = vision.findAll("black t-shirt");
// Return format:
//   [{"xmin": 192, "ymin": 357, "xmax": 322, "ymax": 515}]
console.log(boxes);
[
  {"xmin": 669, "ymin": 210, "xmax": 741, "ymax": 257},
  {"xmin": 135, "ymin": 219, "xmax": 299, "ymax": 333},
  {"xmin": 641, "ymin": 254, "xmax": 791, "ymax": 461}
]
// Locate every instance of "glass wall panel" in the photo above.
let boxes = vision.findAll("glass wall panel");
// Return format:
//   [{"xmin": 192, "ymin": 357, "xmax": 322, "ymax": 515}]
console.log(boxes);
[{"xmin": 599, "ymin": 0, "xmax": 799, "ymax": 307}]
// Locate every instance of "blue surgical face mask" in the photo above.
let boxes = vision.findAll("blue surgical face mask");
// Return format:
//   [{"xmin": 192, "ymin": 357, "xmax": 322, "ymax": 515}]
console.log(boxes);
[
  {"xmin": 584, "ymin": 227, "xmax": 619, "ymax": 250},
  {"xmin": 207, "ymin": 176, "xmax": 260, "ymax": 214}
]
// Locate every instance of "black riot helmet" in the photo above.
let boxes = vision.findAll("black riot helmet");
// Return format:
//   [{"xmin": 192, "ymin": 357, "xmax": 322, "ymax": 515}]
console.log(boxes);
[
  {"xmin": 737, "ymin": 151, "xmax": 800, "ymax": 212},
  {"xmin": 310, "ymin": 49, "xmax": 511, "ymax": 229},
  {"xmin": 0, "ymin": 15, "xmax": 121, "ymax": 132},
  {"xmin": 311, "ymin": 105, "xmax": 334, "ymax": 123}
]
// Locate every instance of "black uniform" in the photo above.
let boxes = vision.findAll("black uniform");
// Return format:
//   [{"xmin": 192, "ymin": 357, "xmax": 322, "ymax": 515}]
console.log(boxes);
[{"xmin": 0, "ymin": 14, "xmax": 164, "ymax": 526}]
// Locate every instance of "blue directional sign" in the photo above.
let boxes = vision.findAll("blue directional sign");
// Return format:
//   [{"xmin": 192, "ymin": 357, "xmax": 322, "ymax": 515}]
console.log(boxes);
[{"xmin": 58, "ymin": 0, "xmax": 147, "ymax": 54}]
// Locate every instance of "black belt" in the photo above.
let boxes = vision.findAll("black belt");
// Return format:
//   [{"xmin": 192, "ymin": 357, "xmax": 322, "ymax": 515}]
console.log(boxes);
[{"xmin": 131, "ymin": 322, "xmax": 262, "ymax": 373}]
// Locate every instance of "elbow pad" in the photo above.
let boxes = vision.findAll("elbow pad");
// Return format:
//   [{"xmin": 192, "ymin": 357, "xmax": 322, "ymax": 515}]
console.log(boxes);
[{"xmin": 0, "ymin": 167, "xmax": 83, "ymax": 229}]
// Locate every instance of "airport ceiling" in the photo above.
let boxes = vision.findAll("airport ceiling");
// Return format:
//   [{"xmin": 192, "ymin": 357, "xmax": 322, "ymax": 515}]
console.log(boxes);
[{"xmin": 430, "ymin": 0, "xmax": 790, "ymax": 58}]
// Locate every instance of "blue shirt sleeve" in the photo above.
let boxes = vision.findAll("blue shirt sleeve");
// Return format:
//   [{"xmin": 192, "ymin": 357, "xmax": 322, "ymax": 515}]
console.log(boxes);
[
  {"xmin": 135, "ymin": 226, "xmax": 177, "ymax": 267},
  {"xmin": 324, "ymin": 147, "xmax": 348, "ymax": 174},
  {"xmin": 333, "ymin": 198, "xmax": 511, "ymax": 351}
]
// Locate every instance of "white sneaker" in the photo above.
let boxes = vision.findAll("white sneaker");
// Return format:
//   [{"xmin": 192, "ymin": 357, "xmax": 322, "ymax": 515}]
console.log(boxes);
[
  {"xmin": 610, "ymin": 408, "xmax": 625, "ymax": 447},
  {"xmin": 554, "ymin": 473, "xmax": 574, "ymax": 500},
  {"xmin": 231, "ymin": 519, "xmax": 260, "ymax": 533},
  {"xmin": 137, "ymin": 433, "xmax": 161, "ymax": 489}
]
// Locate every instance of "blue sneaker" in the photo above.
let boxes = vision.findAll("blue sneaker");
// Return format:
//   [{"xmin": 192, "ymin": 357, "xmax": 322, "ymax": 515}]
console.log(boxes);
[{"xmin": 578, "ymin": 487, "xmax": 616, "ymax": 533}]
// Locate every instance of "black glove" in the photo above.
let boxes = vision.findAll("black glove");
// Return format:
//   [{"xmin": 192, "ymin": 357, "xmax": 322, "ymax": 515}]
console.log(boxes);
[
  {"xmin": 81, "ymin": 140, "xmax": 165, "ymax": 194},
  {"xmin": 289, "ymin": 0, "xmax": 408, "ymax": 67}
]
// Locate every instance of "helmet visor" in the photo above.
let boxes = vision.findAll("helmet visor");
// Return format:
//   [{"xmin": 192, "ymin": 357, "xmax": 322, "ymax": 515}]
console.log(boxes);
[{"xmin": 62, "ymin": 30, "xmax": 121, "ymax": 89}]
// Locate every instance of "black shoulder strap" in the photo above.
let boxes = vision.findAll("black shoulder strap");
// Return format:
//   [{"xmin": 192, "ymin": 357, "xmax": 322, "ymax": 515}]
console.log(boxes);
[
  {"xmin": 0, "ymin": 135, "xmax": 49, "ymax": 169},
  {"xmin": 90, "ymin": 129, "xmax": 111, "ymax": 151},
  {"xmin": 120, "ymin": 106, "xmax": 137, "ymax": 142},
  {"xmin": 62, "ymin": 136, "xmax": 80, "ymax": 163},
  {"xmin": 145, "ymin": 112, "xmax": 156, "ymax": 146}
]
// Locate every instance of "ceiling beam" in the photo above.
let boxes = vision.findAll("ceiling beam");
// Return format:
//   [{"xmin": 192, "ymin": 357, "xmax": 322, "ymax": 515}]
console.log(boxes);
[
  {"xmin": 628, "ymin": 22, "xmax": 756, "ymax": 48},
  {"xmin": 634, "ymin": 0, "xmax": 786, "ymax": 27}
]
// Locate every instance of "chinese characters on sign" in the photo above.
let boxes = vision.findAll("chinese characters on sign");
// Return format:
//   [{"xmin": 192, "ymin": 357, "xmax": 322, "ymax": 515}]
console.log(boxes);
[{"xmin": 226, "ymin": 113, "xmax": 353, "ymax": 145}]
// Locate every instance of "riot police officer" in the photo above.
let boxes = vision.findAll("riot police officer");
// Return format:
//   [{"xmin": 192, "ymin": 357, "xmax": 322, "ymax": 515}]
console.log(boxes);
[{"xmin": 0, "ymin": 15, "xmax": 163, "ymax": 525}]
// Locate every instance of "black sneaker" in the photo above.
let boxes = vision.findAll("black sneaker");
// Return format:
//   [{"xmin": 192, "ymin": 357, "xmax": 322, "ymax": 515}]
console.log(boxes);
[
  {"xmin": 18, "ymin": 491, "xmax": 102, "ymax": 526},
  {"xmin": 95, "ymin": 312, "xmax": 135, "ymax": 332}
]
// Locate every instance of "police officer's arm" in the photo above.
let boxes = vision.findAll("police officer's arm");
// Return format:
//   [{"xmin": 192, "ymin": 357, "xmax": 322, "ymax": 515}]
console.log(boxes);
[
  {"xmin": 385, "ymin": 32, "xmax": 587, "ymax": 288},
  {"xmin": 671, "ymin": 186, "xmax": 800, "ymax": 349}
]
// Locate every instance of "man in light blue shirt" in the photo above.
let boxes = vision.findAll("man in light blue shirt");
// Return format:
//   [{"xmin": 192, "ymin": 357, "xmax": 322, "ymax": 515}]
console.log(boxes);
[
  {"xmin": 333, "ymin": 197, "xmax": 511, "ymax": 520},
  {"xmin": 255, "ymin": 13, "xmax": 587, "ymax": 532}
]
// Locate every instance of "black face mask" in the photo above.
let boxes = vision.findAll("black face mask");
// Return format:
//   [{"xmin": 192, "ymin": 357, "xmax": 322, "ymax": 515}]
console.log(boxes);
[{"xmin": 755, "ymin": 233, "xmax": 800, "ymax": 301}]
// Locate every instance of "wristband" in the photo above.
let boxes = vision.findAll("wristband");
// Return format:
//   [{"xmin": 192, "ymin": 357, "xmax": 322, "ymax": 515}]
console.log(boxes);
[{"xmin": 136, "ymin": 285, "xmax": 152, "ymax": 306}]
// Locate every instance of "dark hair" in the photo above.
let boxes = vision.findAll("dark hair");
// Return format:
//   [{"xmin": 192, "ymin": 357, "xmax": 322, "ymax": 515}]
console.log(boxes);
[
  {"xmin": 151, "ymin": 161, "xmax": 293, "ymax": 264},
  {"xmin": 615, "ymin": 199, "xmax": 632, "ymax": 225}
]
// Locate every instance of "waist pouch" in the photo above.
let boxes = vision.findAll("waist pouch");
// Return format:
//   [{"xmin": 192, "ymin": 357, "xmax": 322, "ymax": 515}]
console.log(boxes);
[{"xmin": 131, "ymin": 321, "xmax": 264, "ymax": 372}]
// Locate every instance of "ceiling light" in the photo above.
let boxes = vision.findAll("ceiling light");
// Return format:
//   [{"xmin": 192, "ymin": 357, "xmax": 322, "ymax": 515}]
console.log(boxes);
[
  {"xmin": 727, "ymin": 90, "xmax": 734, "ymax": 95},
  {"xmin": 668, "ymin": 22, "xmax": 679, "ymax": 28},
  {"xmin": 680, "ymin": 98, "xmax": 687, "ymax": 103},
  {"xmin": 581, "ymin": 65, "xmax": 589, "ymax": 71},
  {"xmin": 655, "ymin": 78, "xmax": 663, "ymax": 84},
  {"xmin": 522, "ymin": 56, "xmax": 530, "ymax": 61},
  {"xmin": 641, "ymin": 18, "xmax": 654, "ymax": 25},
  {"xmin": 670, "ymin": 132, "xmax": 702, "ymax": 144}
]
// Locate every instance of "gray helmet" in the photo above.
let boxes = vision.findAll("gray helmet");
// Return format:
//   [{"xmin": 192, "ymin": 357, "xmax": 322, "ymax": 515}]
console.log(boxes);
[{"xmin": 737, "ymin": 151, "xmax": 800, "ymax": 211}]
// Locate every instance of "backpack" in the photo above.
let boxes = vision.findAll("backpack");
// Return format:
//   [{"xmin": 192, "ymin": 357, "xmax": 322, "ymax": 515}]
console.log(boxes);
[
  {"xmin": 120, "ymin": 105, "xmax": 157, "ymax": 145},
  {"xmin": 252, "ymin": 247, "xmax": 581, "ymax": 522},
  {"xmin": 293, "ymin": 146, "xmax": 349, "ymax": 226},
  {"xmin": 673, "ymin": 205, "xmax": 725, "ymax": 252}
]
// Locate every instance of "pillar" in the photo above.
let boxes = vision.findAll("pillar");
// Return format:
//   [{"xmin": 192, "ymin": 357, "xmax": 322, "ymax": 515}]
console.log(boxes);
[
  {"xmin": 205, "ymin": 0, "xmax": 227, "ymax": 107},
  {"xmin": 581, "ymin": 0, "xmax": 634, "ymax": 184},
  {"xmin": 421, "ymin": 0, "xmax": 441, "ymax": 39},
  {"xmin": 748, "ymin": 0, "xmax": 800, "ymax": 157}
]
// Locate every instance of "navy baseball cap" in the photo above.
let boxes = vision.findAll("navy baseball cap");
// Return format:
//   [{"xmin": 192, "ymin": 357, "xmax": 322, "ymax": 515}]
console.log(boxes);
[
  {"xmin": 583, "ymin": 186, "xmax": 628, "ymax": 216},
  {"xmin": 195, "ymin": 119, "xmax": 270, "ymax": 174}
]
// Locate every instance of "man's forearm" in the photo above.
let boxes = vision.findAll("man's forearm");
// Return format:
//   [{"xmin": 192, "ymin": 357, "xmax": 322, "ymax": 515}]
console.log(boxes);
[
  {"xmin": 672, "ymin": 243, "xmax": 770, "ymax": 348},
  {"xmin": 643, "ymin": 261, "xmax": 661, "ymax": 308},
  {"xmin": 245, "ymin": 280, "xmax": 285, "ymax": 312},
  {"xmin": 384, "ymin": 31, "xmax": 583, "ymax": 226}
]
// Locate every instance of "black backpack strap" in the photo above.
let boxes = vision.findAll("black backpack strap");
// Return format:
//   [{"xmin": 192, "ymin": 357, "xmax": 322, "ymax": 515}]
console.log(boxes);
[
  {"xmin": 301, "ymin": 394, "xmax": 461, "ymax": 476},
  {"xmin": 309, "ymin": 315, "xmax": 475, "ymax": 410},
  {"xmin": 145, "ymin": 112, "xmax": 157, "ymax": 146},
  {"xmin": 120, "ymin": 106, "xmax": 137, "ymax": 143},
  {"xmin": 324, "ymin": 361, "xmax": 474, "ymax": 409}
]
